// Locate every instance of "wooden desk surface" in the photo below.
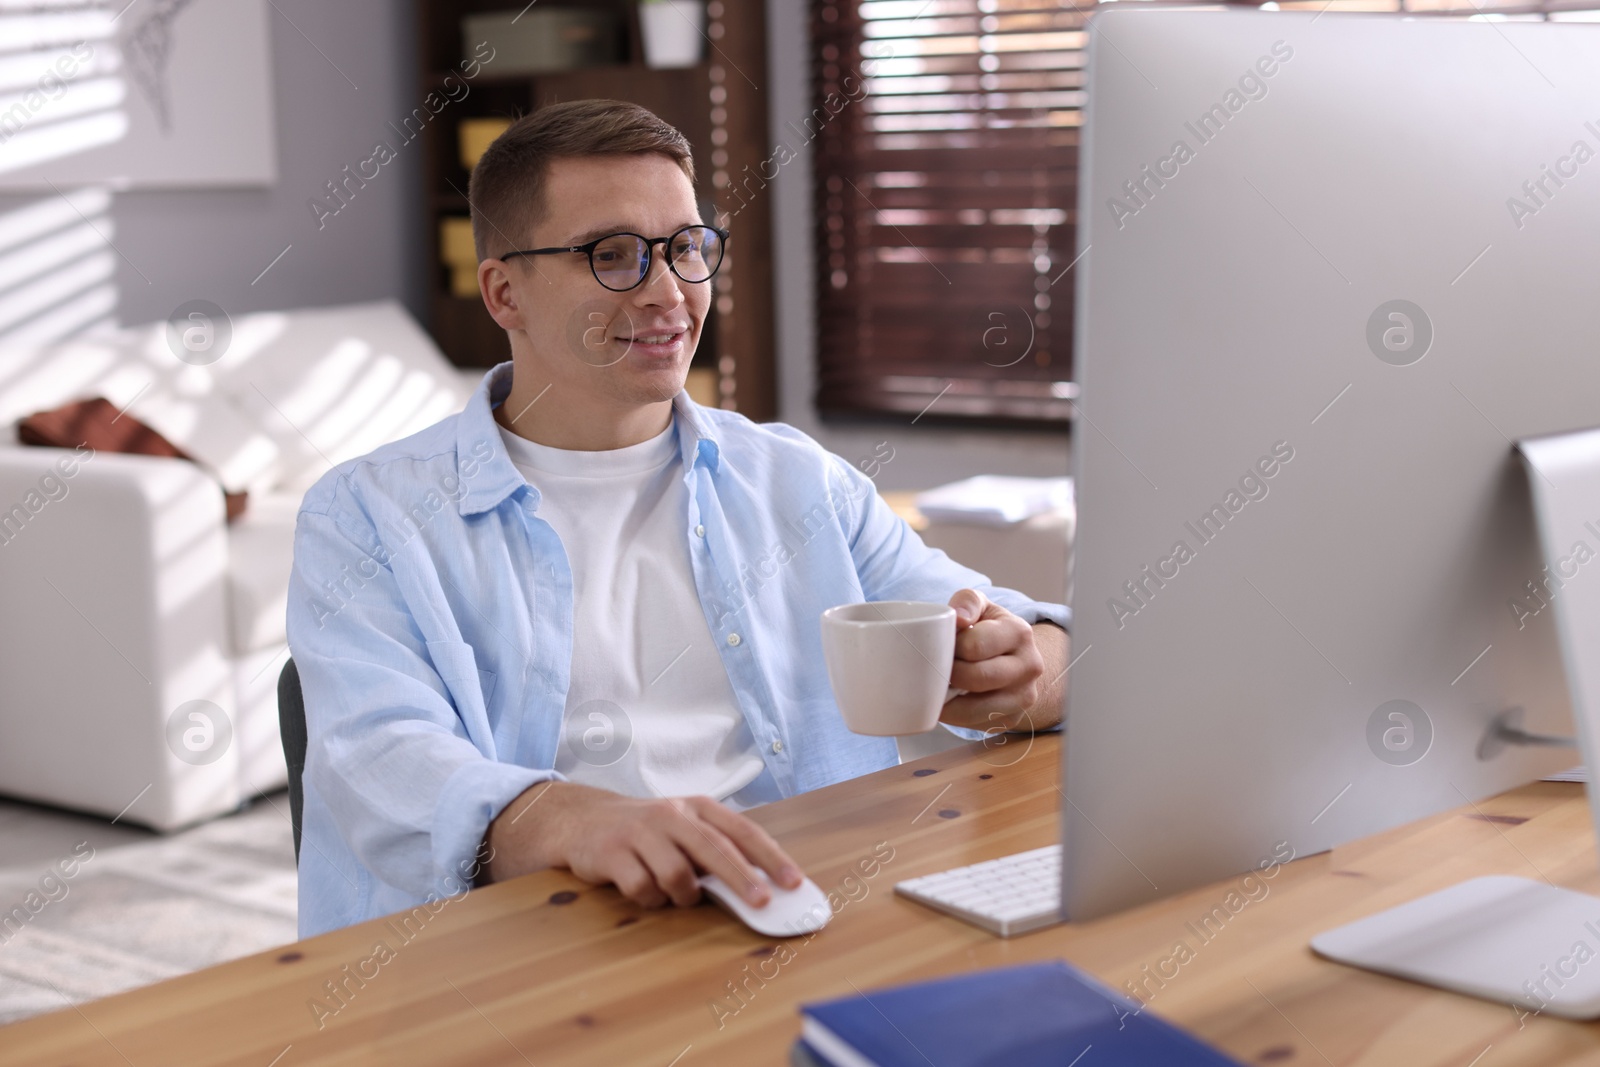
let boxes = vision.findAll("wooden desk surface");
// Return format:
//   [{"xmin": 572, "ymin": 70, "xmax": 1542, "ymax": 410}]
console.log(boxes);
[{"xmin": 6, "ymin": 734, "xmax": 1600, "ymax": 1066}]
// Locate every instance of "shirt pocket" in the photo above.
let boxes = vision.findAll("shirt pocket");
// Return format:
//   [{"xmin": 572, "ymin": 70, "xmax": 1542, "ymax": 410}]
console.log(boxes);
[
  {"xmin": 424, "ymin": 639, "xmax": 499, "ymax": 755},
  {"xmin": 477, "ymin": 666, "xmax": 499, "ymax": 708}
]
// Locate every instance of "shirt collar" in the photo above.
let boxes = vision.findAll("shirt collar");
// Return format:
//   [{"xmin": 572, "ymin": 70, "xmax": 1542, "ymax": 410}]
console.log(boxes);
[
  {"xmin": 455, "ymin": 362, "xmax": 721, "ymax": 516},
  {"xmin": 670, "ymin": 385, "xmax": 722, "ymax": 475}
]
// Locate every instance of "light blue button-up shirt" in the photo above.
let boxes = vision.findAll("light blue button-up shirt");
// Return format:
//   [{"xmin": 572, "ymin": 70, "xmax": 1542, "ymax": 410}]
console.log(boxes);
[{"xmin": 286, "ymin": 363, "xmax": 1070, "ymax": 937}]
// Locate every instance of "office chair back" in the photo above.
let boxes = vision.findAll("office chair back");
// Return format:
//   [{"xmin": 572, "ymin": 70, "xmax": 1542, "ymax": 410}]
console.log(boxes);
[{"xmin": 277, "ymin": 657, "xmax": 306, "ymax": 861}]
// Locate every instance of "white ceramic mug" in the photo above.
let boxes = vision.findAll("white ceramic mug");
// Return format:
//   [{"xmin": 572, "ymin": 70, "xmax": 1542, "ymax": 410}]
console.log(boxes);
[{"xmin": 821, "ymin": 601, "xmax": 960, "ymax": 736}]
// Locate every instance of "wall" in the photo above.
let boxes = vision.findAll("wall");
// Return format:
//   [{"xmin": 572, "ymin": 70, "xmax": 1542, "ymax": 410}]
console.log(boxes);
[
  {"xmin": 761, "ymin": 0, "xmax": 1072, "ymax": 492},
  {"xmin": 0, "ymin": 0, "xmax": 427, "ymax": 347}
]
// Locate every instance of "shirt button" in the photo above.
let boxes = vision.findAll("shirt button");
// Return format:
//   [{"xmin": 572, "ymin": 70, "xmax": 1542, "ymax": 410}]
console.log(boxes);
[
  {"xmin": 772, "ymin": 740, "xmax": 784, "ymax": 754},
  {"xmin": 694, "ymin": 524, "xmax": 706, "ymax": 538},
  {"xmin": 726, "ymin": 632, "xmax": 741, "ymax": 647}
]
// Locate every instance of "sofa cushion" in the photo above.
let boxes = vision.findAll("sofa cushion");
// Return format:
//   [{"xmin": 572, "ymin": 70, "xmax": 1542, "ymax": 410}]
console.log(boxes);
[
  {"xmin": 225, "ymin": 490, "xmax": 299, "ymax": 654},
  {"xmin": 204, "ymin": 300, "xmax": 472, "ymax": 496}
]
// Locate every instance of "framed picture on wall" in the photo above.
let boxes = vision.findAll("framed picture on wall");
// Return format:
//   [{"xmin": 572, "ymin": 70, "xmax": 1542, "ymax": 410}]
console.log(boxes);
[{"xmin": 0, "ymin": 0, "xmax": 277, "ymax": 188}]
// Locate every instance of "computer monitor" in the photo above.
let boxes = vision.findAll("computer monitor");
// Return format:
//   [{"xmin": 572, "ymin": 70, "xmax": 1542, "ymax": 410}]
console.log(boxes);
[{"xmin": 1064, "ymin": 8, "xmax": 1600, "ymax": 921}]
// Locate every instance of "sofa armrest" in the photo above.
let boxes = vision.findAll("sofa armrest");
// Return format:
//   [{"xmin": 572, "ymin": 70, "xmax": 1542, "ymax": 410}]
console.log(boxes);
[{"xmin": 0, "ymin": 448, "xmax": 240, "ymax": 829}]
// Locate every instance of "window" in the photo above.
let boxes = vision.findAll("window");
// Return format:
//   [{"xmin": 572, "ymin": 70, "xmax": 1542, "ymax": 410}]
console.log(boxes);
[
  {"xmin": 809, "ymin": 0, "xmax": 1600, "ymax": 426},
  {"xmin": 811, "ymin": 0, "xmax": 1082, "ymax": 424}
]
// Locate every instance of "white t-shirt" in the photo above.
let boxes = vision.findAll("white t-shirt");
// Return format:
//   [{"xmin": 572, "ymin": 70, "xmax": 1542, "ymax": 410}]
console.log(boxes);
[{"xmin": 496, "ymin": 413, "xmax": 771, "ymax": 809}]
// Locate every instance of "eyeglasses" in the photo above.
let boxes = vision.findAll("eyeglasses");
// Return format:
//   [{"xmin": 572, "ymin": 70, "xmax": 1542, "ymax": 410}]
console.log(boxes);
[{"xmin": 498, "ymin": 224, "xmax": 729, "ymax": 292}]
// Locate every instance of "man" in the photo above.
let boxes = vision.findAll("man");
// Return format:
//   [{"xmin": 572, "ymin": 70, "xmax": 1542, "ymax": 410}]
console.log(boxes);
[{"xmin": 286, "ymin": 99, "xmax": 1070, "ymax": 938}]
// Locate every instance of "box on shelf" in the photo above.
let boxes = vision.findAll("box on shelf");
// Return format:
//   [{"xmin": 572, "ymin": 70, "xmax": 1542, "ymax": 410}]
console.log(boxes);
[
  {"xmin": 449, "ymin": 266, "xmax": 480, "ymax": 299},
  {"xmin": 439, "ymin": 217, "xmax": 480, "ymax": 297},
  {"xmin": 461, "ymin": 9, "xmax": 619, "ymax": 76},
  {"xmin": 439, "ymin": 216, "xmax": 475, "ymax": 263},
  {"xmin": 459, "ymin": 117, "xmax": 512, "ymax": 171}
]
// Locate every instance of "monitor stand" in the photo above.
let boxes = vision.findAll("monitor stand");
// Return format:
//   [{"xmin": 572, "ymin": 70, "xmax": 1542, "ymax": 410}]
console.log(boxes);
[
  {"xmin": 1312, "ymin": 875, "xmax": 1600, "ymax": 1019},
  {"xmin": 1311, "ymin": 428, "xmax": 1600, "ymax": 1019}
]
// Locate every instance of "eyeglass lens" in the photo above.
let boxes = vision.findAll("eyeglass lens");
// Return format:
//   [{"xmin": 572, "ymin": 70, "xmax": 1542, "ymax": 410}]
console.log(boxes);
[{"xmin": 591, "ymin": 227, "xmax": 724, "ymax": 291}]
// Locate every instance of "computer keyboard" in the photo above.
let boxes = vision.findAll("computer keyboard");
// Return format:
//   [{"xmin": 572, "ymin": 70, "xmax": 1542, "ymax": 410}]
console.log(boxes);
[{"xmin": 894, "ymin": 845, "xmax": 1064, "ymax": 937}]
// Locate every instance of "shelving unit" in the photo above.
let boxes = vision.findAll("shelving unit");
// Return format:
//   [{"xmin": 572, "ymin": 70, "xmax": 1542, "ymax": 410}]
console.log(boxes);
[{"xmin": 414, "ymin": 0, "xmax": 777, "ymax": 421}]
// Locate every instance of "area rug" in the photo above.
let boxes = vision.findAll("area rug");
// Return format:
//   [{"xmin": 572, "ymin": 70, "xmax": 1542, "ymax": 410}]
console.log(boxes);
[{"xmin": 0, "ymin": 798, "xmax": 297, "ymax": 1026}]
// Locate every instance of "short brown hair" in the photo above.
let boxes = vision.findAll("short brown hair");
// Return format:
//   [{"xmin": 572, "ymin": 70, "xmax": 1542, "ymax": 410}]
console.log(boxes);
[{"xmin": 467, "ymin": 99, "xmax": 696, "ymax": 262}]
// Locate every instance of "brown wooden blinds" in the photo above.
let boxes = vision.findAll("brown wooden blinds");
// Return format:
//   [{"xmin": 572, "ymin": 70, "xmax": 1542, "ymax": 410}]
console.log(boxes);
[
  {"xmin": 808, "ymin": 0, "xmax": 1600, "ymax": 426},
  {"xmin": 810, "ymin": 0, "xmax": 1084, "ymax": 424}
]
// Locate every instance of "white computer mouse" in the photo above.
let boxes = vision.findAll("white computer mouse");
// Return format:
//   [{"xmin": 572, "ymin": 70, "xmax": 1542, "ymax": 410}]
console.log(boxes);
[{"xmin": 698, "ymin": 868, "xmax": 832, "ymax": 937}]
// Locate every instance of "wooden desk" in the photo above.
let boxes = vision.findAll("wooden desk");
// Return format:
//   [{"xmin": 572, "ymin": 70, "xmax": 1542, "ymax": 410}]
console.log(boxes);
[{"xmin": 6, "ymin": 735, "xmax": 1600, "ymax": 1065}]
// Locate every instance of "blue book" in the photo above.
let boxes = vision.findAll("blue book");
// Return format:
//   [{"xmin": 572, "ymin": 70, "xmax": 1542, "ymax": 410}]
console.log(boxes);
[{"xmin": 798, "ymin": 960, "xmax": 1246, "ymax": 1067}]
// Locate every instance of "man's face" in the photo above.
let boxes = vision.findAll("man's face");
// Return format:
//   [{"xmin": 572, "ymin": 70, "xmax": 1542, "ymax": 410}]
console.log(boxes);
[{"xmin": 487, "ymin": 153, "xmax": 710, "ymax": 409}]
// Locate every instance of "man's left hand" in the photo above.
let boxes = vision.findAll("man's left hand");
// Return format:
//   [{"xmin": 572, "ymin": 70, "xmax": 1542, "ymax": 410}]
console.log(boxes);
[{"xmin": 939, "ymin": 589, "xmax": 1069, "ymax": 734}]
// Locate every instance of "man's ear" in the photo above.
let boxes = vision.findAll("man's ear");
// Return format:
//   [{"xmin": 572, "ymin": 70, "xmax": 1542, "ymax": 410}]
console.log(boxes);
[{"xmin": 479, "ymin": 259, "xmax": 523, "ymax": 329}]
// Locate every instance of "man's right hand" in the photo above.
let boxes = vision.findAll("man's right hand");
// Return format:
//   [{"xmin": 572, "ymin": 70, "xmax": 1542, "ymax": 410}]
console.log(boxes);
[{"xmin": 481, "ymin": 781, "xmax": 805, "ymax": 908}]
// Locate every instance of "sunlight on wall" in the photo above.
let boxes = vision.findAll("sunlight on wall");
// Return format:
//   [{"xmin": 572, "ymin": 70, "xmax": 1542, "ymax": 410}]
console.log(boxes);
[
  {"xmin": 0, "ymin": 185, "xmax": 117, "ymax": 349},
  {"xmin": 0, "ymin": 3, "xmax": 127, "ymax": 349},
  {"xmin": 0, "ymin": 3, "xmax": 128, "ymax": 177}
]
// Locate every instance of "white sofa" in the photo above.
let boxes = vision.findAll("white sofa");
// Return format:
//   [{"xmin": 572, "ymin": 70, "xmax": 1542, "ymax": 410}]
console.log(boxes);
[{"xmin": 0, "ymin": 301, "xmax": 484, "ymax": 831}]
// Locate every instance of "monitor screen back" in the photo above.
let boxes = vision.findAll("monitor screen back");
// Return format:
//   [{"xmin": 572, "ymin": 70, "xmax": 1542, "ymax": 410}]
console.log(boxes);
[{"xmin": 1066, "ymin": 8, "xmax": 1600, "ymax": 920}]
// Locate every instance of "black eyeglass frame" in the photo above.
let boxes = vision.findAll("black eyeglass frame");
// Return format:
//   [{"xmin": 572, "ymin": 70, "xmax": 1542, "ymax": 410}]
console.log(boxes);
[{"xmin": 497, "ymin": 224, "xmax": 730, "ymax": 292}]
